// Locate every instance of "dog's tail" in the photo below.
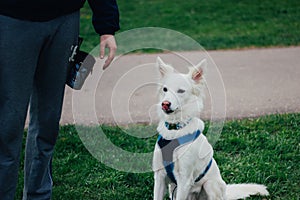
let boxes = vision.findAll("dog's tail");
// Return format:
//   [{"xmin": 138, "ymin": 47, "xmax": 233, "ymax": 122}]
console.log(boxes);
[{"xmin": 226, "ymin": 183, "xmax": 269, "ymax": 200}]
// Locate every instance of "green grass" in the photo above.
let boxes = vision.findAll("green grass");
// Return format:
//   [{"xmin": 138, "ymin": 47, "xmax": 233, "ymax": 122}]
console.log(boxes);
[
  {"xmin": 79, "ymin": 0, "xmax": 300, "ymax": 52},
  {"xmin": 15, "ymin": 113, "xmax": 300, "ymax": 199}
]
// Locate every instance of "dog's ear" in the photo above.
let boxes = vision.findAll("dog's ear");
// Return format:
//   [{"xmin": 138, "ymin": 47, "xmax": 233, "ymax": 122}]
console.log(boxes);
[
  {"xmin": 190, "ymin": 59, "xmax": 207, "ymax": 83},
  {"xmin": 157, "ymin": 57, "xmax": 174, "ymax": 77}
]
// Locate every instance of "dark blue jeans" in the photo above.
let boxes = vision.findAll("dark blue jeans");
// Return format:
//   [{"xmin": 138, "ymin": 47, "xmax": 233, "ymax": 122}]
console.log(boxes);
[{"xmin": 0, "ymin": 11, "xmax": 79, "ymax": 200}]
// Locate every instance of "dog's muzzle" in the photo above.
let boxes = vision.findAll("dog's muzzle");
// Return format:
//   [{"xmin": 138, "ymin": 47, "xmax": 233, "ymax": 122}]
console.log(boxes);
[{"xmin": 161, "ymin": 101, "xmax": 174, "ymax": 114}]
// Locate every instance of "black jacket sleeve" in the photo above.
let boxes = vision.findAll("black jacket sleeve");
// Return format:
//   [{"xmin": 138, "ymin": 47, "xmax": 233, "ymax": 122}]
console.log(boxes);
[{"xmin": 87, "ymin": 0, "xmax": 120, "ymax": 35}]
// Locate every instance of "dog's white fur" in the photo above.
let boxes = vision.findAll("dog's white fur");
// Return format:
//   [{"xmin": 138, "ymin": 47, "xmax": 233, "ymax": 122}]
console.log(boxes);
[{"xmin": 152, "ymin": 57, "xmax": 269, "ymax": 200}]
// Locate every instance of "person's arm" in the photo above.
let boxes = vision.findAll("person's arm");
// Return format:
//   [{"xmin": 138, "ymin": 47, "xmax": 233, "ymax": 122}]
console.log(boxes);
[{"xmin": 87, "ymin": 0, "xmax": 120, "ymax": 69}]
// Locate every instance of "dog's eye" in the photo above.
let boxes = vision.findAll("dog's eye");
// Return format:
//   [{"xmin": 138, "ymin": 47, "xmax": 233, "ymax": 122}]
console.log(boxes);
[
  {"xmin": 177, "ymin": 89, "xmax": 185, "ymax": 94},
  {"xmin": 163, "ymin": 87, "xmax": 168, "ymax": 92}
]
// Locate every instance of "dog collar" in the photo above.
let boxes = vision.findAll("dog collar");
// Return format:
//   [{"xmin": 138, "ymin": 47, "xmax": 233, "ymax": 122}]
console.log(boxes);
[{"xmin": 164, "ymin": 118, "xmax": 192, "ymax": 130}]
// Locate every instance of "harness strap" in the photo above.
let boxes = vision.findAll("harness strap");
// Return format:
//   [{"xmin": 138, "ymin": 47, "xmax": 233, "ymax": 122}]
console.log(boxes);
[
  {"xmin": 158, "ymin": 130, "xmax": 211, "ymax": 184},
  {"xmin": 165, "ymin": 162, "xmax": 177, "ymax": 184},
  {"xmin": 195, "ymin": 158, "xmax": 213, "ymax": 182}
]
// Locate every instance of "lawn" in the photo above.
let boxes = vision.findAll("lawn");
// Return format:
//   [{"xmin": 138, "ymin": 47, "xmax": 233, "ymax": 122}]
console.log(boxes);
[
  {"xmin": 14, "ymin": 1, "xmax": 300, "ymax": 199},
  {"xmin": 15, "ymin": 113, "xmax": 300, "ymax": 199},
  {"xmin": 79, "ymin": 0, "xmax": 300, "ymax": 51}
]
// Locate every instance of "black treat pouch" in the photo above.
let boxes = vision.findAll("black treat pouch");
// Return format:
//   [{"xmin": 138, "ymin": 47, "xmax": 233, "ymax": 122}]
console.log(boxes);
[{"xmin": 66, "ymin": 37, "xmax": 96, "ymax": 90}]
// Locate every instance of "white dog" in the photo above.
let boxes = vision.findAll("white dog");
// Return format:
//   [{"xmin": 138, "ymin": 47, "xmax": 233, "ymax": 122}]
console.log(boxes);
[{"xmin": 152, "ymin": 57, "xmax": 269, "ymax": 200}]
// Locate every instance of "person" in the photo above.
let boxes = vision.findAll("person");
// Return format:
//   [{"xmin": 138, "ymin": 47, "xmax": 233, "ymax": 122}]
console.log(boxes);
[{"xmin": 0, "ymin": 0, "xmax": 120, "ymax": 199}]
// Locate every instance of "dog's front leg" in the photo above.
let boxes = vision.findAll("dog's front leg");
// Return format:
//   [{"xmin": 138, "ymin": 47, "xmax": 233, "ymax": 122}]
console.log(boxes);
[
  {"xmin": 175, "ymin": 179, "xmax": 192, "ymax": 200},
  {"xmin": 154, "ymin": 170, "xmax": 166, "ymax": 200}
]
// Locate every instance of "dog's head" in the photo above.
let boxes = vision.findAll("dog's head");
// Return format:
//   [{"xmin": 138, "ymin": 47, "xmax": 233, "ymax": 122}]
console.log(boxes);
[{"xmin": 156, "ymin": 57, "xmax": 207, "ymax": 122}]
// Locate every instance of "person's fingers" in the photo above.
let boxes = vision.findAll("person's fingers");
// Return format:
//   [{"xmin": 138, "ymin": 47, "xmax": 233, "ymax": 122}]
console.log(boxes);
[
  {"xmin": 103, "ymin": 44, "xmax": 116, "ymax": 69},
  {"xmin": 100, "ymin": 41, "xmax": 105, "ymax": 59},
  {"xmin": 100, "ymin": 35, "xmax": 113, "ymax": 59},
  {"xmin": 100, "ymin": 35, "xmax": 117, "ymax": 69}
]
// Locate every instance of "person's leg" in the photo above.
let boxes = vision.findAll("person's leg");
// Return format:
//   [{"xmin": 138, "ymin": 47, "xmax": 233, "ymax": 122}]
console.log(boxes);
[
  {"xmin": 0, "ymin": 15, "xmax": 48, "ymax": 200},
  {"xmin": 23, "ymin": 11, "xmax": 79, "ymax": 200}
]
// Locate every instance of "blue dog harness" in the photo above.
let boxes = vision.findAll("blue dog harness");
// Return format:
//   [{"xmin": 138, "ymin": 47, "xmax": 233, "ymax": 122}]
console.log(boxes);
[{"xmin": 157, "ymin": 129, "xmax": 212, "ymax": 185}]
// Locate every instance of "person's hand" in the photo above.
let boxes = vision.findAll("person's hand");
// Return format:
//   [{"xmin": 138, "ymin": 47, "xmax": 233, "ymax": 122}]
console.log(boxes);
[{"xmin": 100, "ymin": 34, "xmax": 117, "ymax": 70}]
